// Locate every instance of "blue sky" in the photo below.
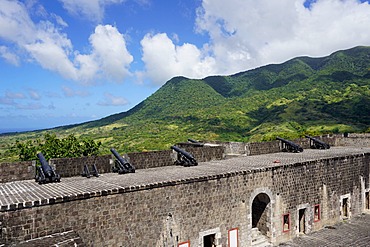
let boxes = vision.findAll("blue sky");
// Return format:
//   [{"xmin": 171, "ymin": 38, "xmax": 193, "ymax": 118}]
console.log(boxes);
[{"xmin": 1, "ymin": 0, "xmax": 370, "ymax": 133}]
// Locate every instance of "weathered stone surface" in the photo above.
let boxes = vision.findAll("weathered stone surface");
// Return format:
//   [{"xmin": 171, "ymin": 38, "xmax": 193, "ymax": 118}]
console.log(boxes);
[
  {"xmin": 0, "ymin": 147, "xmax": 369, "ymax": 246},
  {"xmin": 279, "ymin": 214, "xmax": 370, "ymax": 247}
]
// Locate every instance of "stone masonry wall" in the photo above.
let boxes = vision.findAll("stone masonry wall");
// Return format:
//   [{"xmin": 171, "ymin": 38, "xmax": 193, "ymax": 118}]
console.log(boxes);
[
  {"xmin": 1, "ymin": 153, "xmax": 369, "ymax": 246},
  {"xmin": 0, "ymin": 145, "xmax": 225, "ymax": 183},
  {"xmin": 0, "ymin": 161, "xmax": 34, "ymax": 183},
  {"xmin": 176, "ymin": 143, "xmax": 225, "ymax": 162},
  {"xmin": 1, "ymin": 134, "xmax": 368, "ymax": 183},
  {"xmin": 127, "ymin": 150, "xmax": 173, "ymax": 169},
  {"xmin": 49, "ymin": 155, "xmax": 111, "ymax": 178}
]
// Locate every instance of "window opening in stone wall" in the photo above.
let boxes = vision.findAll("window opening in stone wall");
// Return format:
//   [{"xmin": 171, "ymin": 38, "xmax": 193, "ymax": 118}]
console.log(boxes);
[
  {"xmin": 298, "ymin": 208, "xmax": 306, "ymax": 234},
  {"xmin": 228, "ymin": 228, "xmax": 238, "ymax": 247},
  {"xmin": 342, "ymin": 197, "xmax": 349, "ymax": 218},
  {"xmin": 203, "ymin": 234, "xmax": 216, "ymax": 247},
  {"xmin": 178, "ymin": 241, "xmax": 190, "ymax": 247},
  {"xmin": 314, "ymin": 204, "xmax": 320, "ymax": 222},
  {"xmin": 283, "ymin": 213, "xmax": 290, "ymax": 232},
  {"xmin": 365, "ymin": 192, "xmax": 370, "ymax": 210}
]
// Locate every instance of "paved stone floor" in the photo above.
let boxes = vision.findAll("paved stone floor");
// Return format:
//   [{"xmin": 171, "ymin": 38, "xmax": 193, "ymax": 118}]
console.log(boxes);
[{"xmin": 279, "ymin": 213, "xmax": 370, "ymax": 247}]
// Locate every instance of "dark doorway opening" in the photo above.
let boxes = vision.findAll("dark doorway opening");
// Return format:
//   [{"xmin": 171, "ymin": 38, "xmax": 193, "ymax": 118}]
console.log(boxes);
[
  {"xmin": 366, "ymin": 192, "xmax": 370, "ymax": 210},
  {"xmin": 252, "ymin": 193, "xmax": 271, "ymax": 237},
  {"xmin": 298, "ymin": 208, "xmax": 306, "ymax": 234},
  {"xmin": 342, "ymin": 197, "xmax": 349, "ymax": 218},
  {"xmin": 203, "ymin": 234, "xmax": 216, "ymax": 247}
]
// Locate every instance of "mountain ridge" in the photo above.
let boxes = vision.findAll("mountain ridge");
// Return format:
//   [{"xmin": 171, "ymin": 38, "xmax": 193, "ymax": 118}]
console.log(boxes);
[{"xmin": 1, "ymin": 46, "xmax": 369, "ymax": 160}]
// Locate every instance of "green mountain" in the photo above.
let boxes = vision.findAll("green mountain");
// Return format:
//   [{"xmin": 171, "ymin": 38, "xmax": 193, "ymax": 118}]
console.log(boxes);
[{"xmin": 1, "ymin": 46, "xmax": 370, "ymax": 160}]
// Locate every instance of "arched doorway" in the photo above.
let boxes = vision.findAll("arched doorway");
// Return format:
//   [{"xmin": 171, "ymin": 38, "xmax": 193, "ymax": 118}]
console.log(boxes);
[{"xmin": 251, "ymin": 193, "xmax": 271, "ymax": 237}]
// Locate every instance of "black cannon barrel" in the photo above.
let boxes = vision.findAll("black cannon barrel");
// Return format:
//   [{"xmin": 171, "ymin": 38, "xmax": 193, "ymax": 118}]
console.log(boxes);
[
  {"xmin": 171, "ymin": 145, "xmax": 198, "ymax": 166},
  {"xmin": 37, "ymin": 152, "xmax": 54, "ymax": 178},
  {"xmin": 187, "ymin": 138, "xmax": 204, "ymax": 147},
  {"xmin": 110, "ymin": 148, "xmax": 135, "ymax": 173},
  {"xmin": 111, "ymin": 148, "xmax": 129, "ymax": 166},
  {"xmin": 36, "ymin": 152, "xmax": 60, "ymax": 183},
  {"xmin": 305, "ymin": 135, "xmax": 330, "ymax": 149},
  {"xmin": 276, "ymin": 137, "xmax": 304, "ymax": 153}
]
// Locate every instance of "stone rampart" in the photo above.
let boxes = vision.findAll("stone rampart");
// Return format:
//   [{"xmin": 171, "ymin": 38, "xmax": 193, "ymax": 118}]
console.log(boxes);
[
  {"xmin": 0, "ymin": 161, "xmax": 34, "ymax": 183},
  {"xmin": 0, "ymin": 145, "xmax": 225, "ymax": 183},
  {"xmin": 1, "ymin": 134, "xmax": 368, "ymax": 183},
  {"xmin": 0, "ymin": 148, "xmax": 369, "ymax": 246}
]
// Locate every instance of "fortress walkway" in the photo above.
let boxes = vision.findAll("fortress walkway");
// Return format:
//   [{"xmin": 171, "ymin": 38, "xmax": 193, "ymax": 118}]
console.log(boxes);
[{"xmin": 1, "ymin": 147, "xmax": 370, "ymax": 212}]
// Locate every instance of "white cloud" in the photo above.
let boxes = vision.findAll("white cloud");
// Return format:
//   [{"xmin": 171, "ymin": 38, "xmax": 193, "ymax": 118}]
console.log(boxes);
[
  {"xmin": 28, "ymin": 89, "xmax": 41, "ymax": 100},
  {"xmin": 89, "ymin": 25, "xmax": 133, "ymax": 81},
  {"xmin": 0, "ymin": 46, "xmax": 20, "ymax": 65},
  {"xmin": 139, "ymin": 0, "xmax": 370, "ymax": 85},
  {"xmin": 0, "ymin": 1, "xmax": 133, "ymax": 84},
  {"xmin": 195, "ymin": 0, "xmax": 370, "ymax": 72},
  {"xmin": 62, "ymin": 86, "xmax": 90, "ymax": 97},
  {"xmin": 98, "ymin": 93, "xmax": 129, "ymax": 106},
  {"xmin": 140, "ymin": 33, "xmax": 216, "ymax": 85},
  {"xmin": 5, "ymin": 91, "xmax": 25, "ymax": 99},
  {"xmin": 58, "ymin": 0, "xmax": 125, "ymax": 22}
]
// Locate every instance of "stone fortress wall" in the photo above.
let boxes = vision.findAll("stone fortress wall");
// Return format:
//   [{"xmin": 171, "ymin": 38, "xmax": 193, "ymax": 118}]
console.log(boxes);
[
  {"xmin": 1, "ymin": 133, "xmax": 369, "ymax": 183},
  {"xmin": 0, "ymin": 133, "xmax": 369, "ymax": 246}
]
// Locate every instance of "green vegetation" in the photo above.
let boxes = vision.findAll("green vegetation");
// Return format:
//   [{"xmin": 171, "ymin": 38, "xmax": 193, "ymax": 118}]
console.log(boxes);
[
  {"xmin": 13, "ymin": 133, "xmax": 101, "ymax": 161},
  {"xmin": 1, "ymin": 46, "xmax": 369, "ymax": 161}
]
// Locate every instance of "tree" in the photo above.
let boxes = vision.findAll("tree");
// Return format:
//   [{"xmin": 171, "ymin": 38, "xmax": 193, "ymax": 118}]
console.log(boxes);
[{"xmin": 15, "ymin": 133, "xmax": 101, "ymax": 161}]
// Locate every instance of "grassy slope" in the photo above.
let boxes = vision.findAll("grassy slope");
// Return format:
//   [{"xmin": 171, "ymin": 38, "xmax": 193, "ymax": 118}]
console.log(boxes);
[{"xmin": 1, "ymin": 46, "xmax": 369, "ymax": 161}]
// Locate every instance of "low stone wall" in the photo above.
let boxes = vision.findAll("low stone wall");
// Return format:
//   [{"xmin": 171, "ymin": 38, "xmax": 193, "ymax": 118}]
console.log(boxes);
[
  {"xmin": 0, "ymin": 161, "xmax": 34, "ymax": 183},
  {"xmin": 50, "ymin": 155, "xmax": 111, "ymax": 178},
  {"xmin": 1, "ymin": 134, "xmax": 369, "ymax": 183},
  {"xmin": 176, "ymin": 143, "xmax": 225, "ymax": 162},
  {"xmin": 0, "ymin": 145, "xmax": 225, "ymax": 183},
  {"xmin": 246, "ymin": 141, "xmax": 280, "ymax": 155},
  {"xmin": 128, "ymin": 150, "xmax": 173, "ymax": 169}
]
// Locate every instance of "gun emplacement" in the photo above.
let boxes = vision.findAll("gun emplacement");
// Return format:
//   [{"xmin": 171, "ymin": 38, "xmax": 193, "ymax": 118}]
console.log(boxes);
[
  {"xmin": 187, "ymin": 138, "xmax": 204, "ymax": 147},
  {"xmin": 305, "ymin": 135, "xmax": 330, "ymax": 149},
  {"xmin": 171, "ymin": 145, "xmax": 198, "ymax": 166},
  {"xmin": 35, "ymin": 152, "xmax": 61, "ymax": 184},
  {"xmin": 276, "ymin": 137, "xmax": 304, "ymax": 153},
  {"xmin": 110, "ymin": 148, "xmax": 135, "ymax": 174}
]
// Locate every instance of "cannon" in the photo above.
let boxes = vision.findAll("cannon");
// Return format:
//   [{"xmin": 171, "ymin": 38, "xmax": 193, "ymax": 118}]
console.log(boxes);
[
  {"xmin": 35, "ymin": 152, "xmax": 61, "ymax": 184},
  {"xmin": 81, "ymin": 163, "xmax": 99, "ymax": 178},
  {"xmin": 276, "ymin": 137, "xmax": 304, "ymax": 153},
  {"xmin": 171, "ymin": 145, "xmax": 198, "ymax": 166},
  {"xmin": 305, "ymin": 135, "xmax": 330, "ymax": 149},
  {"xmin": 110, "ymin": 148, "xmax": 135, "ymax": 174},
  {"xmin": 187, "ymin": 138, "xmax": 204, "ymax": 147}
]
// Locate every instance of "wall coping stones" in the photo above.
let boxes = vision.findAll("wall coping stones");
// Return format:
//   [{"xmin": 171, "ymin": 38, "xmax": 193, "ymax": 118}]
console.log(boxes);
[{"xmin": 0, "ymin": 147, "xmax": 369, "ymax": 212}]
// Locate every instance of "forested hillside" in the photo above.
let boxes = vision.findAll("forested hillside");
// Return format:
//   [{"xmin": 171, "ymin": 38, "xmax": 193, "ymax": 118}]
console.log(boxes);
[{"xmin": 1, "ymin": 46, "xmax": 369, "ymax": 161}]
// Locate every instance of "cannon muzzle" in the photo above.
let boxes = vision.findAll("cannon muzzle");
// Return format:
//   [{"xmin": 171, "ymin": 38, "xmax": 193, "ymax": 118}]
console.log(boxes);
[
  {"xmin": 171, "ymin": 145, "xmax": 198, "ymax": 166},
  {"xmin": 276, "ymin": 137, "xmax": 303, "ymax": 153},
  {"xmin": 36, "ymin": 152, "xmax": 61, "ymax": 184},
  {"xmin": 110, "ymin": 148, "xmax": 135, "ymax": 174}
]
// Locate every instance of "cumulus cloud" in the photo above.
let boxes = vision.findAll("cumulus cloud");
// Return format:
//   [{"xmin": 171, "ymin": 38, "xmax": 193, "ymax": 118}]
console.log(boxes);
[
  {"xmin": 140, "ymin": 33, "xmax": 216, "ymax": 85},
  {"xmin": 139, "ymin": 0, "xmax": 370, "ymax": 85},
  {"xmin": 0, "ymin": 1, "xmax": 133, "ymax": 84},
  {"xmin": 89, "ymin": 25, "xmax": 133, "ymax": 81},
  {"xmin": 195, "ymin": 0, "xmax": 370, "ymax": 72},
  {"xmin": 98, "ymin": 92, "xmax": 129, "ymax": 106}
]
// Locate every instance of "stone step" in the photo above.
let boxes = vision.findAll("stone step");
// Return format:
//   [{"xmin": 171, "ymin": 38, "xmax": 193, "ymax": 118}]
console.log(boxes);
[{"xmin": 251, "ymin": 228, "xmax": 272, "ymax": 247}]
